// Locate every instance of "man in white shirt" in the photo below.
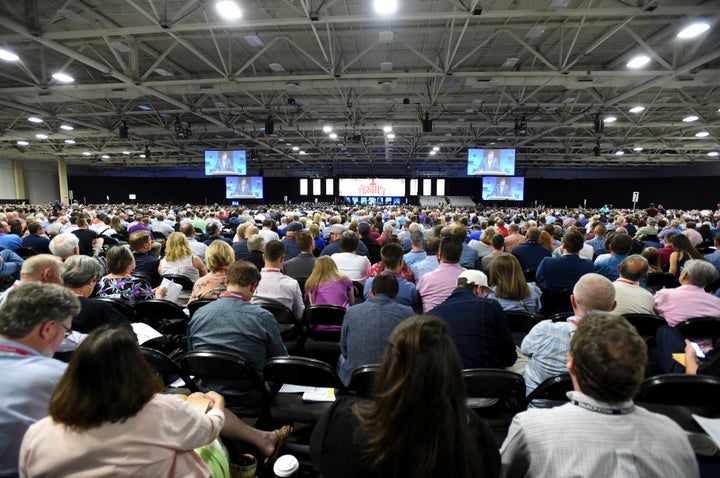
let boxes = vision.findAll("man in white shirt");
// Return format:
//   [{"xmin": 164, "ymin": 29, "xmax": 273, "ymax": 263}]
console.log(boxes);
[
  {"xmin": 502, "ymin": 311, "xmax": 698, "ymax": 478},
  {"xmin": 331, "ymin": 231, "xmax": 371, "ymax": 284},
  {"xmin": 180, "ymin": 222, "xmax": 208, "ymax": 261},
  {"xmin": 612, "ymin": 254, "xmax": 654, "ymax": 315},
  {"xmin": 258, "ymin": 219, "xmax": 280, "ymax": 244}
]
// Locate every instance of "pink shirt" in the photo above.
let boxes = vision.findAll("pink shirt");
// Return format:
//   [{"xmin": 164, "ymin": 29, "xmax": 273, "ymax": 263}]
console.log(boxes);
[
  {"xmin": 417, "ymin": 262, "xmax": 466, "ymax": 312},
  {"xmin": 654, "ymin": 285, "xmax": 720, "ymax": 326},
  {"xmin": 20, "ymin": 394, "xmax": 224, "ymax": 477}
]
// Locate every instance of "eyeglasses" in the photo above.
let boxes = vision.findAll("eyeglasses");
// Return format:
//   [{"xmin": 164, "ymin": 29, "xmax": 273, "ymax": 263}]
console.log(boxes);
[{"xmin": 57, "ymin": 321, "xmax": 72, "ymax": 338}]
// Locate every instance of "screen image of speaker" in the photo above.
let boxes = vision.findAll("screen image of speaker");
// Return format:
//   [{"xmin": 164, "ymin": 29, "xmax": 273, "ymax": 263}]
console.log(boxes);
[
  {"xmin": 467, "ymin": 148, "xmax": 515, "ymax": 176},
  {"xmin": 205, "ymin": 150, "xmax": 247, "ymax": 176},
  {"xmin": 226, "ymin": 176, "xmax": 264, "ymax": 199}
]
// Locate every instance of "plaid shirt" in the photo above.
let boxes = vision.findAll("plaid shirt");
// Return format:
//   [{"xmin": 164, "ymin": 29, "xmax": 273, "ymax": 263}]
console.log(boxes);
[{"xmin": 521, "ymin": 317, "xmax": 579, "ymax": 396}]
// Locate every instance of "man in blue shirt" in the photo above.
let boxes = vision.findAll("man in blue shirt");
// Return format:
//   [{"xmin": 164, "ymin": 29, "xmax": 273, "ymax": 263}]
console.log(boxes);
[
  {"xmin": 704, "ymin": 232, "xmax": 720, "ymax": 274},
  {"xmin": 429, "ymin": 269, "xmax": 516, "ymax": 370},
  {"xmin": 339, "ymin": 274, "xmax": 414, "ymax": 385},
  {"xmin": 189, "ymin": 261, "xmax": 287, "ymax": 378},
  {"xmin": 512, "ymin": 226, "xmax": 551, "ymax": 270},
  {"xmin": 594, "ymin": 233, "xmax": 633, "ymax": 282},
  {"xmin": 0, "ymin": 283, "xmax": 80, "ymax": 477},
  {"xmin": 536, "ymin": 231, "xmax": 594, "ymax": 294}
]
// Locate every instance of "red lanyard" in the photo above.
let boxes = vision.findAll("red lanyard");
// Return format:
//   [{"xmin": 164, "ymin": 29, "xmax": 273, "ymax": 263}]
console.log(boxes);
[
  {"xmin": 219, "ymin": 292, "xmax": 250, "ymax": 302},
  {"xmin": 0, "ymin": 344, "xmax": 34, "ymax": 356},
  {"xmin": 261, "ymin": 268, "xmax": 282, "ymax": 273},
  {"xmin": 615, "ymin": 279, "xmax": 638, "ymax": 286}
]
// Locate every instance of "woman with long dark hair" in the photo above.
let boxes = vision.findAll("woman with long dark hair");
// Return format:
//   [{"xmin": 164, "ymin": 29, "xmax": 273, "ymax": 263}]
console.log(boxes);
[
  {"xmin": 311, "ymin": 315, "xmax": 500, "ymax": 478},
  {"xmin": 668, "ymin": 233, "xmax": 703, "ymax": 278}
]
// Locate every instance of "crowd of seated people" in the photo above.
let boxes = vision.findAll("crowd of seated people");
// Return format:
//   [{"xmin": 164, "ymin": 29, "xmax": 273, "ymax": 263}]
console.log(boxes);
[{"xmin": 1, "ymin": 200, "xmax": 720, "ymax": 476}]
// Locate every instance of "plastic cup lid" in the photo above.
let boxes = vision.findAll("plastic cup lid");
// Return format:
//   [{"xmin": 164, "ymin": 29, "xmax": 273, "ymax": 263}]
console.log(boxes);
[{"xmin": 273, "ymin": 455, "xmax": 299, "ymax": 476}]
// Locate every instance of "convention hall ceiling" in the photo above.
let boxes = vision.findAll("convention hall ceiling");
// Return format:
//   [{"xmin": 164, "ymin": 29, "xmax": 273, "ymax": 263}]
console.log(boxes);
[{"xmin": 0, "ymin": 0, "xmax": 718, "ymax": 176}]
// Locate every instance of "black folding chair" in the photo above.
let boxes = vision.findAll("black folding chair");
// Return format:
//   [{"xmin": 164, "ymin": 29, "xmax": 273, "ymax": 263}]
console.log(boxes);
[
  {"xmin": 463, "ymin": 368, "xmax": 526, "ymax": 443},
  {"xmin": 263, "ymin": 356, "xmax": 344, "ymax": 424},
  {"xmin": 260, "ymin": 303, "xmax": 303, "ymax": 351},
  {"xmin": 504, "ymin": 311, "xmax": 539, "ymax": 346},
  {"xmin": 622, "ymin": 313, "xmax": 668, "ymax": 338},
  {"xmin": 346, "ymin": 364, "xmax": 380, "ymax": 399},
  {"xmin": 525, "ymin": 373, "xmax": 573, "ymax": 408},
  {"xmin": 187, "ymin": 299, "xmax": 213, "ymax": 317},
  {"xmin": 140, "ymin": 346, "xmax": 198, "ymax": 393},
  {"xmin": 180, "ymin": 350, "xmax": 270, "ymax": 419},
  {"xmin": 134, "ymin": 299, "xmax": 189, "ymax": 334},
  {"xmin": 676, "ymin": 316, "xmax": 720, "ymax": 343}
]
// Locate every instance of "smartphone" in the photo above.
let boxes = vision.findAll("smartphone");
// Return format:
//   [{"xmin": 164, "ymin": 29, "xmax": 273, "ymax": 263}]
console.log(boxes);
[{"xmin": 690, "ymin": 341, "xmax": 706, "ymax": 359}]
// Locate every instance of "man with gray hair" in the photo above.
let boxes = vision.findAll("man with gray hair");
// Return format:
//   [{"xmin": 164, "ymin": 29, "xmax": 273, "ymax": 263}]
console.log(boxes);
[
  {"xmin": 0, "ymin": 283, "xmax": 81, "ymax": 477},
  {"xmin": 403, "ymin": 228, "xmax": 427, "ymax": 267},
  {"xmin": 654, "ymin": 259, "xmax": 720, "ymax": 326},
  {"xmin": 612, "ymin": 254, "xmax": 654, "ymax": 315},
  {"xmin": 0, "ymin": 254, "xmax": 63, "ymax": 306},
  {"xmin": 502, "ymin": 312, "xmax": 698, "ymax": 477},
  {"xmin": 49, "ymin": 233, "xmax": 80, "ymax": 260},
  {"xmin": 522, "ymin": 273, "xmax": 616, "ymax": 397}
]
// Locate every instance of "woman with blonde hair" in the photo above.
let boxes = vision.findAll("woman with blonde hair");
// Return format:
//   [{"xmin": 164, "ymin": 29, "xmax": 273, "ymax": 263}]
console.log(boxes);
[
  {"xmin": 641, "ymin": 247, "xmax": 663, "ymax": 274},
  {"xmin": 159, "ymin": 232, "xmax": 207, "ymax": 283},
  {"xmin": 309, "ymin": 223, "xmax": 326, "ymax": 254},
  {"xmin": 487, "ymin": 254, "xmax": 541, "ymax": 313},
  {"xmin": 187, "ymin": 240, "xmax": 234, "ymax": 304},
  {"xmin": 304, "ymin": 256, "xmax": 354, "ymax": 307}
]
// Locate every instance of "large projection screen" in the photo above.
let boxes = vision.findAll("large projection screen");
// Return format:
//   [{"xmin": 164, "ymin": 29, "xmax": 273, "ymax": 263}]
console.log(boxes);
[{"xmin": 339, "ymin": 178, "xmax": 406, "ymax": 197}]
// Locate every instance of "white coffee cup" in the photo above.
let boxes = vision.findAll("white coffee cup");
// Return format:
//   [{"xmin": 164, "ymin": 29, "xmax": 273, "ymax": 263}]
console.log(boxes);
[{"xmin": 273, "ymin": 454, "xmax": 299, "ymax": 478}]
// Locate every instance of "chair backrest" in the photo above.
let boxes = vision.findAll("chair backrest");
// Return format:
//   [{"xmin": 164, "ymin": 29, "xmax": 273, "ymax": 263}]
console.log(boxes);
[
  {"xmin": 553, "ymin": 287, "xmax": 574, "ymax": 313},
  {"xmin": 676, "ymin": 316, "xmax": 720, "ymax": 342},
  {"xmin": 260, "ymin": 303, "xmax": 301, "ymax": 341},
  {"xmin": 162, "ymin": 274, "xmax": 195, "ymax": 290},
  {"xmin": 134, "ymin": 299, "xmax": 189, "ymax": 333},
  {"xmin": 346, "ymin": 364, "xmax": 380, "ymax": 399},
  {"xmin": 131, "ymin": 270, "xmax": 154, "ymax": 285},
  {"xmin": 263, "ymin": 356, "xmax": 344, "ymax": 390},
  {"xmin": 645, "ymin": 272, "xmax": 679, "ymax": 292},
  {"xmin": 180, "ymin": 350, "xmax": 269, "ymax": 416},
  {"xmin": 93, "ymin": 296, "xmax": 137, "ymax": 322},
  {"xmin": 140, "ymin": 346, "xmax": 198, "ymax": 392},
  {"xmin": 635, "ymin": 374, "xmax": 720, "ymax": 408},
  {"xmin": 525, "ymin": 373, "xmax": 573, "ymax": 408},
  {"xmin": 135, "ymin": 299, "xmax": 189, "ymax": 321},
  {"xmin": 523, "ymin": 268, "xmax": 537, "ymax": 283},
  {"xmin": 704, "ymin": 277, "xmax": 720, "ymax": 294},
  {"xmin": 504, "ymin": 311, "xmax": 538, "ymax": 333},
  {"xmin": 14, "ymin": 247, "xmax": 38, "ymax": 258},
  {"xmin": 622, "ymin": 313, "xmax": 668, "ymax": 337},
  {"xmin": 188, "ymin": 299, "xmax": 214, "ymax": 317},
  {"xmin": 302, "ymin": 304, "xmax": 347, "ymax": 341},
  {"xmin": 463, "ymin": 368, "xmax": 525, "ymax": 401},
  {"xmin": 547, "ymin": 312, "xmax": 573, "ymax": 323}
]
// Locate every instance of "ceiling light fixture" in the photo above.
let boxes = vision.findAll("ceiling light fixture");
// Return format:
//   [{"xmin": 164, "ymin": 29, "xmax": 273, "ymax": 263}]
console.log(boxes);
[
  {"xmin": 52, "ymin": 72, "xmax": 74, "ymax": 83},
  {"xmin": 429, "ymin": 150, "xmax": 437, "ymax": 156},
  {"xmin": 374, "ymin": 0, "xmax": 397, "ymax": 15},
  {"xmin": 122, "ymin": 151, "xmax": 131, "ymax": 155},
  {"xmin": 626, "ymin": 55, "xmax": 651, "ymax": 69},
  {"xmin": 60, "ymin": 124, "xmax": 74, "ymax": 131},
  {"xmin": 101, "ymin": 154, "xmax": 110, "ymax": 159},
  {"xmin": 695, "ymin": 131, "xmax": 710, "ymax": 137},
  {"xmin": 633, "ymin": 146, "xmax": 644, "ymax": 152},
  {"xmin": 216, "ymin": 1, "xmax": 241, "ymax": 20},
  {"xmin": 323, "ymin": 125, "xmax": 332, "ymax": 133},
  {"xmin": 682, "ymin": 115, "xmax": 699, "ymax": 122},
  {"xmin": 329, "ymin": 133, "xmax": 338, "ymax": 139},
  {"xmin": 292, "ymin": 146, "xmax": 299, "ymax": 151},
  {"xmin": 383, "ymin": 125, "xmax": 392, "ymax": 133},
  {"xmin": 244, "ymin": 35, "xmax": 264, "ymax": 47},
  {"xmin": 708, "ymin": 151, "xmax": 719, "ymax": 157},
  {"xmin": 629, "ymin": 106, "xmax": 645, "ymax": 113},
  {"xmin": 28, "ymin": 116, "xmax": 43, "ymax": 123},
  {"xmin": 387, "ymin": 133, "xmax": 395, "ymax": 139},
  {"xmin": 0, "ymin": 48, "xmax": 20, "ymax": 62},
  {"xmin": 64, "ymin": 139, "xmax": 76, "ymax": 144},
  {"xmin": 35, "ymin": 133, "xmax": 48, "ymax": 139},
  {"xmin": 677, "ymin": 22, "xmax": 710, "ymax": 39},
  {"xmin": 615, "ymin": 150, "xmax": 624, "ymax": 156},
  {"xmin": 432, "ymin": 146, "xmax": 440, "ymax": 151},
  {"xmin": 17, "ymin": 140, "xmax": 29, "ymax": 146},
  {"xmin": 604, "ymin": 116, "xmax": 617, "ymax": 123},
  {"xmin": 269, "ymin": 63, "xmax": 285, "ymax": 72},
  {"xmin": 82, "ymin": 151, "xmax": 92, "ymax": 156}
]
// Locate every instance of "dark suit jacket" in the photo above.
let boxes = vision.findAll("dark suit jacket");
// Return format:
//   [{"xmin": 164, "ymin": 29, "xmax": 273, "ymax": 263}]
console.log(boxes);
[
  {"xmin": 536, "ymin": 254, "xmax": 595, "ymax": 294},
  {"xmin": 360, "ymin": 237, "xmax": 381, "ymax": 265},
  {"xmin": 283, "ymin": 253, "xmax": 317, "ymax": 281},
  {"xmin": 511, "ymin": 241, "xmax": 552, "ymax": 270}
]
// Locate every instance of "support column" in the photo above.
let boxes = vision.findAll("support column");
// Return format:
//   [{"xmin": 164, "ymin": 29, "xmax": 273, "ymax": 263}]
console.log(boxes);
[
  {"xmin": 12, "ymin": 160, "xmax": 25, "ymax": 200},
  {"xmin": 57, "ymin": 159, "xmax": 69, "ymax": 205}
]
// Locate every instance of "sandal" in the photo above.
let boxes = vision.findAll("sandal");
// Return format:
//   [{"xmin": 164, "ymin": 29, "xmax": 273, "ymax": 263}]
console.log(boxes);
[{"xmin": 264, "ymin": 425, "xmax": 293, "ymax": 465}]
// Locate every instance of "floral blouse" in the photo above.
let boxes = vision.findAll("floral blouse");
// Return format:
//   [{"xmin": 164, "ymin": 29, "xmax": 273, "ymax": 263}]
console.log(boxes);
[
  {"xmin": 187, "ymin": 269, "xmax": 229, "ymax": 305},
  {"xmin": 96, "ymin": 276, "xmax": 155, "ymax": 301},
  {"xmin": 368, "ymin": 262, "xmax": 415, "ymax": 283}
]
